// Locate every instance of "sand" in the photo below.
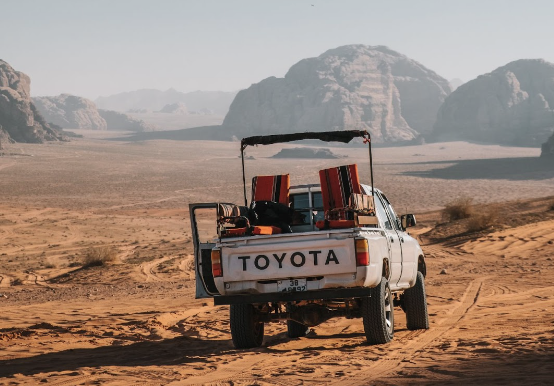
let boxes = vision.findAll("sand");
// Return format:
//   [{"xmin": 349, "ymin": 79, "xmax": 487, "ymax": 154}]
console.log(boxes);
[{"xmin": 0, "ymin": 136, "xmax": 553, "ymax": 385}]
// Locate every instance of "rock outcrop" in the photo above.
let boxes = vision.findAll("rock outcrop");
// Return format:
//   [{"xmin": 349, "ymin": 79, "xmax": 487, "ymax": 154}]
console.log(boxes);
[
  {"xmin": 0, "ymin": 60, "xmax": 63, "ymax": 143},
  {"xmin": 222, "ymin": 45, "xmax": 451, "ymax": 143},
  {"xmin": 33, "ymin": 94, "xmax": 107, "ymax": 130},
  {"xmin": 541, "ymin": 132, "xmax": 554, "ymax": 158},
  {"xmin": 272, "ymin": 147, "xmax": 344, "ymax": 159},
  {"xmin": 96, "ymin": 89, "xmax": 237, "ymax": 115},
  {"xmin": 158, "ymin": 102, "xmax": 188, "ymax": 114},
  {"xmin": 98, "ymin": 110, "xmax": 155, "ymax": 132},
  {"xmin": 433, "ymin": 59, "xmax": 554, "ymax": 146}
]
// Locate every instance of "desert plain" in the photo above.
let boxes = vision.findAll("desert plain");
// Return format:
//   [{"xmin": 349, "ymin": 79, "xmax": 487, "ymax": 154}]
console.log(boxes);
[{"xmin": 1, "ymin": 132, "xmax": 553, "ymax": 385}]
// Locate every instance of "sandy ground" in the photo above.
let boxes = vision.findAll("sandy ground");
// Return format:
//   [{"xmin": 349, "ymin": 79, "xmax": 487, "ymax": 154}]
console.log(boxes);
[{"xmin": 0, "ymin": 137, "xmax": 553, "ymax": 385}]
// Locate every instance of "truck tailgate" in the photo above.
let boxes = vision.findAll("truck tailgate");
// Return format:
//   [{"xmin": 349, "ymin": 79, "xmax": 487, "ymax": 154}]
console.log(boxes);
[{"xmin": 221, "ymin": 231, "xmax": 357, "ymax": 282}]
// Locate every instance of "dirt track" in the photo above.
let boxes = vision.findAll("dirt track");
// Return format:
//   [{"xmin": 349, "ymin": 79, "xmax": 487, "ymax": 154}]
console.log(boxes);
[
  {"xmin": 1, "ymin": 203, "xmax": 553, "ymax": 385},
  {"xmin": 1, "ymin": 138, "xmax": 553, "ymax": 385}
]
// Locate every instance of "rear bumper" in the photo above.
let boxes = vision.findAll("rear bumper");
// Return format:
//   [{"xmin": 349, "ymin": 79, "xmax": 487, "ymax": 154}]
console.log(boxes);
[{"xmin": 213, "ymin": 287, "xmax": 374, "ymax": 305}]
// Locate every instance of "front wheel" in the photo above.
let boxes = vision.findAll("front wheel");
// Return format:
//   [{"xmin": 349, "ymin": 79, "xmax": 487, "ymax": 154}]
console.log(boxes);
[
  {"xmin": 230, "ymin": 303, "xmax": 264, "ymax": 349},
  {"xmin": 361, "ymin": 277, "xmax": 394, "ymax": 344},
  {"xmin": 403, "ymin": 271, "xmax": 429, "ymax": 330}
]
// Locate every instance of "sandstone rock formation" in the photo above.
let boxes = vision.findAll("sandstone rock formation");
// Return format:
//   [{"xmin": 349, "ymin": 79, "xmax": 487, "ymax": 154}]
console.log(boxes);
[
  {"xmin": 0, "ymin": 60, "xmax": 63, "ymax": 143},
  {"xmin": 541, "ymin": 132, "xmax": 554, "ymax": 158},
  {"xmin": 33, "ymin": 94, "xmax": 107, "ymax": 130},
  {"xmin": 158, "ymin": 102, "xmax": 188, "ymax": 114},
  {"xmin": 433, "ymin": 59, "xmax": 554, "ymax": 146},
  {"xmin": 98, "ymin": 110, "xmax": 156, "ymax": 132},
  {"xmin": 222, "ymin": 45, "xmax": 451, "ymax": 143},
  {"xmin": 272, "ymin": 147, "xmax": 344, "ymax": 159},
  {"xmin": 96, "ymin": 89, "xmax": 237, "ymax": 115}
]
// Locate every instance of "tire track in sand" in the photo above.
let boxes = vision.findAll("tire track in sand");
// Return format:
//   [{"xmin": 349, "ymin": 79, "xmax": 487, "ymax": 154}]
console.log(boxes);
[
  {"xmin": 139, "ymin": 255, "xmax": 175, "ymax": 282},
  {"xmin": 176, "ymin": 277, "xmax": 485, "ymax": 386},
  {"xmin": 340, "ymin": 276, "xmax": 486, "ymax": 385}
]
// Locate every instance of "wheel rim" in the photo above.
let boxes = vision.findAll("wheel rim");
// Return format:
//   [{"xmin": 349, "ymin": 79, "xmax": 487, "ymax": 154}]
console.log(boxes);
[{"xmin": 384, "ymin": 285, "xmax": 393, "ymax": 335}]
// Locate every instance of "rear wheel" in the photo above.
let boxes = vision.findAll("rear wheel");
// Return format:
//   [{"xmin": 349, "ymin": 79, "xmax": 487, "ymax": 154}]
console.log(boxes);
[
  {"xmin": 230, "ymin": 303, "xmax": 264, "ymax": 348},
  {"xmin": 403, "ymin": 271, "xmax": 429, "ymax": 330},
  {"xmin": 361, "ymin": 277, "xmax": 394, "ymax": 344}
]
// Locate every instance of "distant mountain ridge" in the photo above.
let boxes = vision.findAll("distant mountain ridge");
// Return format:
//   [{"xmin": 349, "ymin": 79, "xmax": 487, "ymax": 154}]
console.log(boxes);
[
  {"xmin": 33, "ymin": 94, "xmax": 156, "ymax": 132},
  {"xmin": 222, "ymin": 44, "xmax": 451, "ymax": 143},
  {"xmin": 33, "ymin": 94, "xmax": 107, "ymax": 130},
  {"xmin": 95, "ymin": 89, "xmax": 237, "ymax": 115}
]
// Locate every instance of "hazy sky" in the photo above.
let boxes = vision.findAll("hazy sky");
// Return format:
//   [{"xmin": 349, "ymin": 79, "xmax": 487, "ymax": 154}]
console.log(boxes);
[{"xmin": 2, "ymin": 0, "xmax": 554, "ymax": 100}]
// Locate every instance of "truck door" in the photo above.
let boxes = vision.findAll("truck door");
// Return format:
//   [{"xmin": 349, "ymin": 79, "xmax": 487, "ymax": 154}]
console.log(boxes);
[
  {"xmin": 373, "ymin": 193, "xmax": 403, "ymax": 286},
  {"xmin": 189, "ymin": 203, "xmax": 220, "ymax": 298},
  {"xmin": 380, "ymin": 193, "xmax": 416, "ymax": 287}
]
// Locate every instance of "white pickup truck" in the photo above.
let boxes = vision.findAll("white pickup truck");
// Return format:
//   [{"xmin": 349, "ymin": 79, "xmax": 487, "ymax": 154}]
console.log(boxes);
[{"xmin": 190, "ymin": 130, "xmax": 429, "ymax": 348}]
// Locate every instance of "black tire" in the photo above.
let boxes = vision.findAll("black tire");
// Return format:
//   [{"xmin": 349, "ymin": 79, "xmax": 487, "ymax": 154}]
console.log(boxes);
[
  {"xmin": 361, "ymin": 277, "xmax": 394, "ymax": 344},
  {"xmin": 230, "ymin": 303, "xmax": 264, "ymax": 349},
  {"xmin": 287, "ymin": 320, "xmax": 308, "ymax": 338},
  {"xmin": 403, "ymin": 271, "xmax": 429, "ymax": 330}
]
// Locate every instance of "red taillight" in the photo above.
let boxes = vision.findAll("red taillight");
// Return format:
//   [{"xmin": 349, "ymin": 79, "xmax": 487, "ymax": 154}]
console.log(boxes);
[
  {"xmin": 355, "ymin": 239, "xmax": 369, "ymax": 266},
  {"xmin": 212, "ymin": 249, "xmax": 223, "ymax": 277}
]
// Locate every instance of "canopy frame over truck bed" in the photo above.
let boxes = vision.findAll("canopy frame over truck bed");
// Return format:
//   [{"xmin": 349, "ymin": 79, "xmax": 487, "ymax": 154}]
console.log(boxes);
[{"xmin": 239, "ymin": 130, "xmax": 375, "ymax": 206}]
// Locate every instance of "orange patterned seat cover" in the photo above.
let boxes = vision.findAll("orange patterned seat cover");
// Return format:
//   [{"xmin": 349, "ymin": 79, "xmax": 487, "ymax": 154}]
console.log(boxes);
[
  {"xmin": 319, "ymin": 164, "xmax": 362, "ymax": 220},
  {"xmin": 251, "ymin": 174, "xmax": 290, "ymax": 205}
]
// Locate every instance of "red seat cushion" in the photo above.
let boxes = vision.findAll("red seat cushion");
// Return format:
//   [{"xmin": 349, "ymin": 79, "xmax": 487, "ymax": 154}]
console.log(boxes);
[
  {"xmin": 222, "ymin": 227, "xmax": 248, "ymax": 237},
  {"xmin": 253, "ymin": 225, "xmax": 282, "ymax": 235},
  {"xmin": 252, "ymin": 174, "xmax": 290, "ymax": 205}
]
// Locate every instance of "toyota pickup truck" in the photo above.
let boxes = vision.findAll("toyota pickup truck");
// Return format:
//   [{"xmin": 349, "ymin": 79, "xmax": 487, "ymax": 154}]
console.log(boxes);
[{"xmin": 190, "ymin": 130, "xmax": 429, "ymax": 348}]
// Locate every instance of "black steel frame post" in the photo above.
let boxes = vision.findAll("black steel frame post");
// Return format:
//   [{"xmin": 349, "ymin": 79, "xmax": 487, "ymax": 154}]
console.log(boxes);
[{"xmin": 241, "ymin": 144, "xmax": 248, "ymax": 206}]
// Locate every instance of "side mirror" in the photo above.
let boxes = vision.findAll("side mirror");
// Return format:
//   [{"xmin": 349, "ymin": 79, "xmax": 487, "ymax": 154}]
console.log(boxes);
[{"xmin": 401, "ymin": 214, "xmax": 416, "ymax": 230}]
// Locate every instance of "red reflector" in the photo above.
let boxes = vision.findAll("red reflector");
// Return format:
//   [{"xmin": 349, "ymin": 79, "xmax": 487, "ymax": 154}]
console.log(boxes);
[
  {"xmin": 356, "ymin": 252, "xmax": 369, "ymax": 266},
  {"xmin": 212, "ymin": 264, "xmax": 223, "ymax": 277}
]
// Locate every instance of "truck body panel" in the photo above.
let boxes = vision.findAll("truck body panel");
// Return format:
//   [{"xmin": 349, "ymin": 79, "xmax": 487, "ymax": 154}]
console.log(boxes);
[{"xmin": 214, "ymin": 227, "xmax": 391, "ymax": 295}]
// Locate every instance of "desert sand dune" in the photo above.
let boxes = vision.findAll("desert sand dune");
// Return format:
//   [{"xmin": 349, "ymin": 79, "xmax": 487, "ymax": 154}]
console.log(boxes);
[{"xmin": 0, "ymin": 137, "xmax": 553, "ymax": 384}]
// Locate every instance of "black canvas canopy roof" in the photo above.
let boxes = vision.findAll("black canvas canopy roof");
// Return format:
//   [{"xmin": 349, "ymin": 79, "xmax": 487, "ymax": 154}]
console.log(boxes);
[{"xmin": 241, "ymin": 130, "xmax": 370, "ymax": 150}]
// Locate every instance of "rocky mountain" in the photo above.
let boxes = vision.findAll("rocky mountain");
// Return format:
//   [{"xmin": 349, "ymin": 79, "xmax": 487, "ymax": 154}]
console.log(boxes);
[
  {"xmin": 158, "ymin": 102, "xmax": 188, "ymax": 114},
  {"xmin": 96, "ymin": 89, "xmax": 237, "ymax": 115},
  {"xmin": 98, "ymin": 110, "xmax": 156, "ymax": 132},
  {"xmin": 272, "ymin": 147, "xmax": 344, "ymax": 159},
  {"xmin": 433, "ymin": 59, "xmax": 554, "ymax": 146},
  {"xmin": 541, "ymin": 132, "xmax": 554, "ymax": 158},
  {"xmin": 33, "ymin": 94, "xmax": 107, "ymax": 130},
  {"xmin": 222, "ymin": 45, "xmax": 451, "ymax": 143},
  {"xmin": 32, "ymin": 93, "xmax": 155, "ymax": 132},
  {"xmin": 0, "ymin": 59, "xmax": 63, "ymax": 143}
]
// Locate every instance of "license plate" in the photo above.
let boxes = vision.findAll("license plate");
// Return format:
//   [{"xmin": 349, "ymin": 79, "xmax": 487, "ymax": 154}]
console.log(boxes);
[{"xmin": 277, "ymin": 278, "xmax": 307, "ymax": 292}]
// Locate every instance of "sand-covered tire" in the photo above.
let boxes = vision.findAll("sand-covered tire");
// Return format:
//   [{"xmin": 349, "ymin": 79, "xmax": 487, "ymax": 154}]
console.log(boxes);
[
  {"xmin": 230, "ymin": 304, "xmax": 264, "ymax": 349},
  {"xmin": 361, "ymin": 277, "xmax": 394, "ymax": 344},
  {"xmin": 287, "ymin": 320, "xmax": 308, "ymax": 338},
  {"xmin": 403, "ymin": 271, "xmax": 429, "ymax": 330}
]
